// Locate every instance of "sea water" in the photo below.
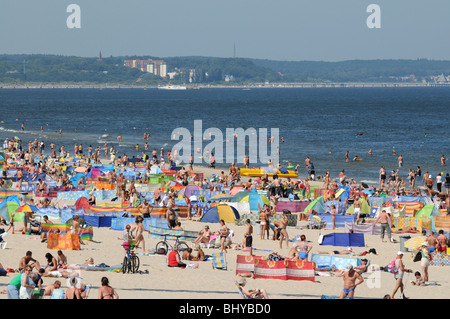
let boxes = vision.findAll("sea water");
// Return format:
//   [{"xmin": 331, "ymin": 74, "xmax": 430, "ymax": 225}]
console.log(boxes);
[{"xmin": 0, "ymin": 87, "xmax": 449, "ymax": 184}]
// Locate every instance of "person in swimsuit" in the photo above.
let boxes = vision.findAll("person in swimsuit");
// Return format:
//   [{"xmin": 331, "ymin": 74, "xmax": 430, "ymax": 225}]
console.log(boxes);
[
  {"xmin": 278, "ymin": 214, "xmax": 289, "ymax": 249},
  {"xmin": 236, "ymin": 276, "xmax": 269, "ymax": 299},
  {"xmin": 295, "ymin": 234, "xmax": 312, "ymax": 260},
  {"xmin": 166, "ymin": 208, "xmax": 177, "ymax": 230},
  {"xmin": 258, "ymin": 204, "xmax": 268, "ymax": 240},
  {"xmin": 426, "ymin": 231, "xmax": 438, "ymax": 253},
  {"xmin": 98, "ymin": 277, "xmax": 119, "ymax": 299},
  {"xmin": 243, "ymin": 219, "xmax": 253, "ymax": 256},
  {"xmin": 18, "ymin": 251, "xmax": 41, "ymax": 272},
  {"xmin": 437, "ymin": 230, "xmax": 448, "ymax": 252},
  {"xmin": 337, "ymin": 264, "xmax": 364, "ymax": 299},
  {"xmin": 65, "ymin": 277, "xmax": 83, "ymax": 299},
  {"xmin": 330, "ymin": 205, "xmax": 337, "ymax": 230},
  {"xmin": 193, "ymin": 225, "xmax": 211, "ymax": 244},
  {"xmin": 219, "ymin": 219, "xmax": 229, "ymax": 253}
]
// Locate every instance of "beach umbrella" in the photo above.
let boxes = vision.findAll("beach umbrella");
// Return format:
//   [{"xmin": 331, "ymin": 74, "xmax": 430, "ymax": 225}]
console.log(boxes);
[
  {"xmin": 16, "ymin": 204, "xmax": 38, "ymax": 213},
  {"xmin": 404, "ymin": 236, "xmax": 427, "ymax": 250},
  {"xmin": 14, "ymin": 136, "xmax": 21, "ymax": 141},
  {"xmin": 239, "ymin": 190, "xmax": 270, "ymax": 211},
  {"xmin": 177, "ymin": 185, "xmax": 202, "ymax": 198},
  {"xmin": 231, "ymin": 190, "xmax": 251, "ymax": 202}
]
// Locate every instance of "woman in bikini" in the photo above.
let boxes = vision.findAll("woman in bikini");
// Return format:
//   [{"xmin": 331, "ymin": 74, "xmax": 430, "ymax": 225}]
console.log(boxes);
[
  {"xmin": 296, "ymin": 235, "xmax": 312, "ymax": 260},
  {"xmin": 219, "ymin": 220, "xmax": 229, "ymax": 253},
  {"xmin": 330, "ymin": 205, "xmax": 337, "ymax": 230},
  {"xmin": 98, "ymin": 277, "xmax": 119, "ymax": 299},
  {"xmin": 259, "ymin": 208, "xmax": 267, "ymax": 240}
]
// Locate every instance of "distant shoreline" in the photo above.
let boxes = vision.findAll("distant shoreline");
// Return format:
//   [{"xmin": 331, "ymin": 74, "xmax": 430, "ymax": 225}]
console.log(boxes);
[{"xmin": 1, "ymin": 82, "xmax": 450, "ymax": 89}]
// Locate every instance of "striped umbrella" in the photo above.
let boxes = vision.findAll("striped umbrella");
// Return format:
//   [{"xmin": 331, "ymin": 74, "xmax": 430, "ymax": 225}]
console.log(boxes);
[
  {"xmin": 16, "ymin": 204, "xmax": 38, "ymax": 213},
  {"xmin": 404, "ymin": 236, "xmax": 427, "ymax": 250}
]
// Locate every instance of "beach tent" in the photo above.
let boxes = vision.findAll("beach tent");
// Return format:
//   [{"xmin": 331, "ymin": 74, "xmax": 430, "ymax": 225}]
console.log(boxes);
[
  {"xmin": 239, "ymin": 189, "xmax": 270, "ymax": 211},
  {"xmin": 200, "ymin": 204, "xmax": 240, "ymax": 223},
  {"xmin": 345, "ymin": 198, "xmax": 370, "ymax": 216},
  {"xmin": 414, "ymin": 204, "xmax": 440, "ymax": 217},
  {"xmin": 303, "ymin": 196, "xmax": 325, "ymax": 214},
  {"xmin": 337, "ymin": 186, "xmax": 351, "ymax": 202},
  {"xmin": 0, "ymin": 195, "xmax": 20, "ymax": 223},
  {"xmin": 320, "ymin": 233, "xmax": 365, "ymax": 247}
]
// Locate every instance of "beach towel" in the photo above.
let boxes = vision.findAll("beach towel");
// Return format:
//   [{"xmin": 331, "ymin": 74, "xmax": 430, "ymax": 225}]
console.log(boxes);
[{"xmin": 51, "ymin": 289, "xmax": 65, "ymax": 299}]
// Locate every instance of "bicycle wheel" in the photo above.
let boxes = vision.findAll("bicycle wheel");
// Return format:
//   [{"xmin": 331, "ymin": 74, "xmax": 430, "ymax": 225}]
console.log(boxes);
[
  {"xmin": 156, "ymin": 241, "xmax": 169, "ymax": 255},
  {"xmin": 122, "ymin": 256, "xmax": 128, "ymax": 274},
  {"xmin": 177, "ymin": 241, "xmax": 189, "ymax": 252},
  {"xmin": 131, "ymin": 255, "xmax": 140, "ymax": 273}
]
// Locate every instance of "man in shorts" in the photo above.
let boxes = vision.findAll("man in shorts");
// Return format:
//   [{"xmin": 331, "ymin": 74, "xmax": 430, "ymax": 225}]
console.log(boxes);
[
  {"xmin": 373, "ymin": 209, "xmax": 393, "ymax": 243},
  {"xmin": 354, "ymin": 196, "xmax": 362, "ymax": 224},
  {"xmin": 243, "ymin": 219, "xmax": 253, "ymax": 256}
]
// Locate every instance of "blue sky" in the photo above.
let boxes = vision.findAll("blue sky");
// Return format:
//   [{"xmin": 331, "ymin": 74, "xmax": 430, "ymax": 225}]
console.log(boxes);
[{"xmin": 1, "ymin": 0, "xmax": 450, "ymax": 61}]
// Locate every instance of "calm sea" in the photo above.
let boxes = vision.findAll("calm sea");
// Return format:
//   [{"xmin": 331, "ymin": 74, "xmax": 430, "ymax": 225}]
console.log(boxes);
[{"xmin": 0, "ymin": 87, "xmax": 449, "ymax": 185}]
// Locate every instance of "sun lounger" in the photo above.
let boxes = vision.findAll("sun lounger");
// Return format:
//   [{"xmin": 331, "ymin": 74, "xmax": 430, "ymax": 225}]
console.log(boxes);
[
  {"xmin": 212, "ymin": 252, "xmax": 227, "ymax": 270},
  {"xmin": 237, "ymin": 285, "xmax": 250, "ymax": 299}
]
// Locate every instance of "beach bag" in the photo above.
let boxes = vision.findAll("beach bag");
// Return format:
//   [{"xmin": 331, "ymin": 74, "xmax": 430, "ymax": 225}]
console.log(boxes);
[
  {"xmin": 413, "ymin": 252, "xmax": 422, "ymax": 262},
  {"xmin": 387, "ymin": 259, "xmax": 399, "ymax": 274}
]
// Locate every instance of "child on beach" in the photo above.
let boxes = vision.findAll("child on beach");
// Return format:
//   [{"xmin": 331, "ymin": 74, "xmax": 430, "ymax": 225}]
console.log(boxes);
[
  {"xmin": 122, "ymin": 224, "xmax": 135, "ymax": 256},
  {"xmin": 411, "ymin": 271, "xmax": 425, "ymax": 286}
]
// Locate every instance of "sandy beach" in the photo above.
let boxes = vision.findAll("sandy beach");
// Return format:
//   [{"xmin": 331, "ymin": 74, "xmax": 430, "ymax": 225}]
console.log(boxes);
[{"xmin": 0, "ymin": 163, "xmax": 448, "ymax": 300}]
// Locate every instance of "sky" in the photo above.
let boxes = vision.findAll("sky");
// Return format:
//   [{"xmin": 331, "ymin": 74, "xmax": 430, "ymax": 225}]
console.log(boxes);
[{"xmin": 1, "ymin": 0, "xmax": 450, "ymax": 61}]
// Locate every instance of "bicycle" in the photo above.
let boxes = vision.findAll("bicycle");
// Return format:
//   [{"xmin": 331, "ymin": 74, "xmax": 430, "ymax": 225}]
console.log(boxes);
[
  {"xmin": 122, "ymin": 242, "xmax": 140, "ymax": 274},
  {"xmin": 155, "ymin": 234, "xmax": 190, "ymax": 255}
]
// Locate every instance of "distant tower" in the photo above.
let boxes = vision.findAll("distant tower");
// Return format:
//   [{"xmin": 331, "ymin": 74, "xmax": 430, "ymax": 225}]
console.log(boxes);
[
  {"xmin": 233, "ymin": 43, "xmax": 236, "ymax": 58},
  {"xmin": 98, "ymin": 51, "xmax": 103, "ymax": 62}
]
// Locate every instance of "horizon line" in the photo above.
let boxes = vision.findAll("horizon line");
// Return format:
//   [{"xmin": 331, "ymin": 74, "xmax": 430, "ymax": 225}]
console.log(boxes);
[{"xmin": 0, "ymin": 53, "xmax": 448, "ymax": 64}]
